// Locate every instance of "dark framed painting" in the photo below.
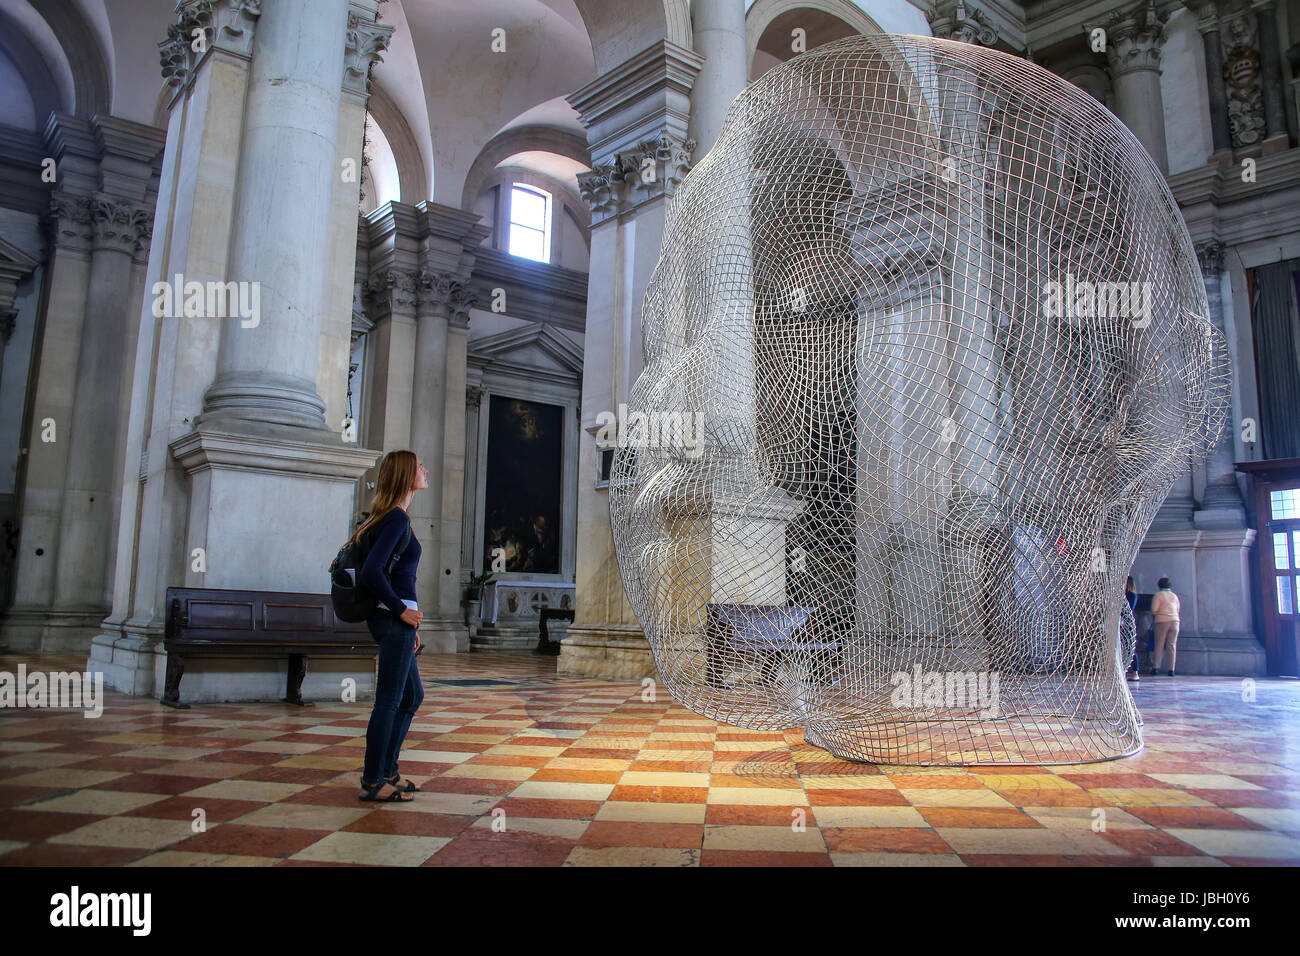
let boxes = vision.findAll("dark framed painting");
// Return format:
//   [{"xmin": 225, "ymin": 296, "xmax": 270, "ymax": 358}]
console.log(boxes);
[{"xmin": 482, "ymin": 395, "xmax": 563, "ymax": 574}]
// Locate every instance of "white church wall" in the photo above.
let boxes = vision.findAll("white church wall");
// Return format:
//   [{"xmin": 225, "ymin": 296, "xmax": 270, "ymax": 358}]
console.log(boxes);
[{"xmin": 1162, "ymin": 7, "xmax": 1213, "ymax": 175}]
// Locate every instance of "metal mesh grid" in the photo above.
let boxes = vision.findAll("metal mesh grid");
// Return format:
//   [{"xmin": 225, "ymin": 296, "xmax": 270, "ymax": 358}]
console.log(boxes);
[{"xmin": 609, "ymin": 33, "xmax": 1229, "ymax": 765}]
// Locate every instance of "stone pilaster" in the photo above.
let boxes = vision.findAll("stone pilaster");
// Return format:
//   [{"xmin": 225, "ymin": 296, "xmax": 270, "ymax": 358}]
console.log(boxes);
[
  {"xmin": 688, "ymin": 0, "xmax": 746, "ymax": 159},
  {"xmin": 1251, "ymin": 0, "xmax": 1290, "ymax": 150},
  {"xmin": 1, "ymin": 112, "xmax": 164, "ymax": 653},
  {"xmin": 1193, "ymin": 239, "xmax": 1247, "ymax": 529},
  {"xmin": 561, "ymin": 42, "xmax": 703, "ymax": 680}
]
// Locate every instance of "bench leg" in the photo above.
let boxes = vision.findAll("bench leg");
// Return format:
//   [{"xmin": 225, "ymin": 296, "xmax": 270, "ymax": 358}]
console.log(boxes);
[
  {"xmin": 284, "ymin": 654, "xmax": 310, "ymax": 706},
  {"xmin": 160, "ymin": 650, "xmax": 190, "ymax": 709}
]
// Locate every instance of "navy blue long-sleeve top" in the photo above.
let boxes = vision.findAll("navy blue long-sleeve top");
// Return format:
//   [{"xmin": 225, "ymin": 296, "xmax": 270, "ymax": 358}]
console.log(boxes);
[{"xmin": 359, "ymin": 507, "xmax": 421, "ymax": 616}]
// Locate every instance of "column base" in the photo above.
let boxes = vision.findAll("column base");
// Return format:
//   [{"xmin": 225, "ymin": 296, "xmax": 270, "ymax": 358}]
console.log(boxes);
[
  {"xmin": 1192, "ymin": 506, "xmax": 1246, "ymax": 530},
  {"xmin": 558, "ymin": 624, "xmax": 656, "ymax": 681},
  {"xmin": 0, "ymin": 606, "xmax": 108, "ymax": 653},
  {"xmin": 421, "ymin": 619, "xmax": 469, "ymax": 654}
]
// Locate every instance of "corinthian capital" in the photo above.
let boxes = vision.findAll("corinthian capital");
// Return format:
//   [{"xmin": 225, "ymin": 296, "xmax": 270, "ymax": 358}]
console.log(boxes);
[
  {"xmin": 578, "ymin": 131, "xmax": 696, "ymax": 226},
  {"xmin": 343, "ymin": 12, "xmax": 394, "ymax": 96},
  {"xmin": 159, "ymin": 0, "xmax": 262, "ymax": 89},
  {"xmin": 89, "ymin": 195, "xmax": 153, "ymax": 256},
  {"xmin": 366, "ymin": 268, "xmax": 420, "ymax": 314},
  {"xmin": 1098, "ymin": 1, "xmax": 1168, "ymax": 76}
]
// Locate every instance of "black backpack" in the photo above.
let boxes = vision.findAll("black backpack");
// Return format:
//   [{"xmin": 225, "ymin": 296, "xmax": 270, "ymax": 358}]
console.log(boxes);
[{"xmin": 329, "ymin": 514, "xmax": 413, "ymax": 623}]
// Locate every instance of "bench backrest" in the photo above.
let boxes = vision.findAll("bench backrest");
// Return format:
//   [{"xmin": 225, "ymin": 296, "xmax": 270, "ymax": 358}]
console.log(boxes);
[{"xmin": 166, "ymin": 587, "xmax": 369, "ymax": 648}]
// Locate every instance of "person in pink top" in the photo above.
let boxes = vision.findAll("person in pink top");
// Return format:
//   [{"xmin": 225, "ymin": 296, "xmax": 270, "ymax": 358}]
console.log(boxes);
[{"xmin": 1149, "ymin": 577, "xmax": 1181, "ymax": 677}]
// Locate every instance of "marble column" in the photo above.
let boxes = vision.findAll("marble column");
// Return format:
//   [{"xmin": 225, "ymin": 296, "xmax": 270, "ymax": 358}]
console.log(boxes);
[
  {"xmin": 1252, "ymin": 0, "xmax": 1289, "ymax": 147},
  {"xmin": 688, "ymin": 0, "xmax": 747, "ymax": 158},
  {"xmin": 199, "ymin": 0, "xmax": 351, "ymax": 429},
  {"xmin": 89, "ymin": 0, "xmax": 385, "ymax": 699},
  {"xmin": 562, "ymin": 41, "xmax": 703, "ymax": 680},
  {"xmin": 1194, "ymin": 3, "xmax": 1234, "ymax": 157},
  {"xmin": 1101, "ymin": 2, "xmax": 1170, "ymax": 174},
  {"xmin": 1193, "ymin": 239, "xmax": 1247, "ymax": 528}
]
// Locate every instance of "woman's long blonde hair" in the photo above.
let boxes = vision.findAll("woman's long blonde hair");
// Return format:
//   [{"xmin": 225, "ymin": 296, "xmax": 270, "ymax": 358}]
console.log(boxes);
[{"xmin": 348, "ymin": 450, "xmax": 418, "ymax": 547}]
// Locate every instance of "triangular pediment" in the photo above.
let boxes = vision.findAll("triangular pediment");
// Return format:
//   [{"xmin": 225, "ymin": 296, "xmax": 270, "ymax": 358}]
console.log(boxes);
[{"xmin": 468, "ymin": 323, "xmax": 583, "ymax": 375}]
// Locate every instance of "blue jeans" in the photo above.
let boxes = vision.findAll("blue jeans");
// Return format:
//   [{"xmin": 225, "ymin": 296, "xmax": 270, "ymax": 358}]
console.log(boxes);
[{"xmin": 362, "ymin": 610, "xmax": 424, "ymax": 783}]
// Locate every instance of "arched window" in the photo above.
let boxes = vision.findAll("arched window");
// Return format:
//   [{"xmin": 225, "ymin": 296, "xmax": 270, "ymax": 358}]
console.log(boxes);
[{"xmin": 508, "ymin": 183, "xmax": 551, "ymax": 262}]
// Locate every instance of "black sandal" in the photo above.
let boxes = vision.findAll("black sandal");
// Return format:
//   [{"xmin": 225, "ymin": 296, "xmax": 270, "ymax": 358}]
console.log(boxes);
[
  {"xmin": 359, "ymin": 779, "xmax": 413, "ymax": 802},
  {"xmin": 386, "ymin": 774, "xmax": 419, "ymax": 793}
]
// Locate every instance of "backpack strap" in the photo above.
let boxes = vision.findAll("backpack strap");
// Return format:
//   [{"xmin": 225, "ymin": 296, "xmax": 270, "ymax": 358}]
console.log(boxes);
[{"xmin": 387, "ymin": 520, "xmax": 413, "ymax": 573}]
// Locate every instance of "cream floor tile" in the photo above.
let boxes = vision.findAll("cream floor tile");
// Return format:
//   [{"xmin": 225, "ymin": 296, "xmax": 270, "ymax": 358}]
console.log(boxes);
[
  {"xmin": 975, "ymin": 774, "xmax": 1083, "ymax": 790},
  {"xmin": 517, "ymin": 728, "xmax": 585, "ymax": 740},
  {"xmin": 714, "ymin": 741, "xmax": 785, "ymax": 752},
  {"xmin": 141, "ymin": 761, "xmax": 259, "ymax": 779},
  {"xmin": 810, "ymin": 806, "xmax": 927, "ymax": 828},
  {"xmin": 297, "ymin": 725, "xmax": 362, "ymax": 737},
  {"xmin": 471, "ymin": 816, "xmax": 590, "ymax": 839},
  {"xmin": 0, "ymin": 720, "xmax": 42, "ymax": 736},
  {"xmin": 405, "ymin": 723, "xmax": 461, "ymax": 734},
  {"xmin": 636, "ymin": 749, "xmax": 712, "ymax": 762},
  {"xmin": 1087, "ymin": 788, "xmax": 1214, "ymax": 807},
  {"xmin": 182, "ymin": 779, "xmax": 311, "ymax": 802},
  {"xmin": 544, "ymin": 757, "xmax": 633, "ymax": 771},
  {"xmin": 1150, "ymin": 855, "xmax": 1228, "ymax": 866},
  {"xmin": 510, "ymin": 780, "xmax": 614, "ymax": 801},
  {"xmin": 800, "ymin": 775, "xmax": 897, "ymax": 790},
  {"xmin": 1163, "ymin": 828, "xmax": 1300, "ymax": 859},
  {"xmin": 127, "ymin": 851, "xmax": 280, "ymax": 867},
  {"xmin": 707, "ymin": 787, "xmax": 807, "ymax": 806},
  {"xmin": 229, "ymin": 802, "xmax": 373, "ymax": 830},
  {"xmin": 0, "ymin": 840, "xmax": 28, "ymax": 855},
  {"xmin": 1023, "ymin": 806, "xmax": 1147, "ymax": 830},
  {"xmin": 484, "ymin": 745, "xmax": 568, "ymax": 757},
  {"xmin": 1144, "ymin": 774, "xmax": 1263, "ymax": 790},
  {"xmin": 1226, "ymin": 807, "xmax": 1300, "ymax": 830},
  {"xmin": 444, "ymin": 764, "xmax": 536, "ymax": 781},
  {"xmin": 92, "ymin": 732, "xmax": 185, "ymax": 745},
  {"xmin": 832, "ymin": 852, "xmax": 965, "ymax": 867},
  {"xmin": 26, "ymin": 789, "xmax": 170, "ymax": 815},
  {"xmin": 937, "ymin": 827, "xmax": 1129, "ymax": 856},
  {"xmin": 620, "ymin": 771, "xmax": 710, "ymax": 788},
  {"xmin": 290, "ymin": 831, "xmax": 449, "ymax": 866},
  {"xmin": 432, "ymin": 733, "xmax": 512, "ymax": 744},
  {"xmin": 0, "ymin": 740, "xmax": 58, "ymax": 752},
  {"xmin": 702, "ymin": 824, "xmax": 827, "ymax": 853},
  {"xmin": 899, "ymin": 789, "xmax": 1014, "ymax": 808},
  {"xmin": 594, "ymin": 801, "xmax": 708, "ymax": 824},
  {"xmin": 398, "ymin": 749, "xmax": 474, "ymax": 765},
  {"xmin": 47, "ymin": 816, "xmax": 197, "ymax": 850},
  {"xmin": 3, "ymin": 768, "xmax": 127, "ymax": 789},
  {"xmin": 565, "ymin": 846, "xmax": 700, "ymax": 866},
  {"xmin": 272, "ymin": 755, "xmax": 362, "ymax": 771},
  {"xmin": 234, "ymin": 741, "xmax": 327, "ymax": 755}
]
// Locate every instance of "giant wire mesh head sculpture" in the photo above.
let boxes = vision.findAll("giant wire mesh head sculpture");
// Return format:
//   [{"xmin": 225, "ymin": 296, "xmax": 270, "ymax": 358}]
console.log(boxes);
[{"xmin": 609, "ymin": 34, "xmax": 1229, "ymax": 765}]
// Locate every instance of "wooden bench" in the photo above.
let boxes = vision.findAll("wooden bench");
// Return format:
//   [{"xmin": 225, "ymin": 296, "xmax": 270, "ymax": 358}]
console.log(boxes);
[
  {"xmin": 163, "ymin": 587, "xmax": 377, "ymax": 709},
  {"xmin": 704, "ymin": 603, "xmax": 837, "ymax": 686}
]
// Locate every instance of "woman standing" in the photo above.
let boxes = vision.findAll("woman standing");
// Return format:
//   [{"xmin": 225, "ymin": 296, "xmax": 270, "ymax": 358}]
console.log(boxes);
[
  {"xmin": 1125, "ymin": 576, "xmax": 1140, "ymax": 682},
  {"xmin": 1149, "ymin": 576, "xmax": 1181, "ymax": 677},
  {"xmin": 350, "ymin": 450, "xmax": 428, "ymax": 802}
]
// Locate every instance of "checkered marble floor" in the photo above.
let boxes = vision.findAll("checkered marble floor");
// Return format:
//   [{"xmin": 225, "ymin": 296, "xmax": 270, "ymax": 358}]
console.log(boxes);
[{"xmin": 2, "ymin": 651, "xmax": 1298, "ymax": 867}]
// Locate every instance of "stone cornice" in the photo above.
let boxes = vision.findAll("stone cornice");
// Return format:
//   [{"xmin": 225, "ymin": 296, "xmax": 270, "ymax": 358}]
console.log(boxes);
[
  {"xmin": 467, "ymin": 248, "xmax": 589, "ymax": 333},
  {"xmin": 566, "ymin": 40, "xmax": 703, "ymax": 161},
  {"xmin": 1168, "ymin": 147, "xmax": 1300, "ymax": 250},
  {"xmin": 169, "ymin": 420, "xmax": 378, "ymax": 482}
]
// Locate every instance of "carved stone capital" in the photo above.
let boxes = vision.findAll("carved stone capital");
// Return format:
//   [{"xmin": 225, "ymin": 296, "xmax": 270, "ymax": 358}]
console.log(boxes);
[
  {"xmin": 579, "ymin": 130, "xmax": 696, "ymax": 226},
  {"xmin": 1195, "ymin": 239, "xmax": 1226, "ymax": 275},
  {"xmin": 466, "ymin": 384, "xmax": 483, "ymax": 408},
  {"xmin": 0, "ymin": 310, "xmax": 16, "ymax": 344},
  {"xmin": 926, "ymin": 0, "xmax": 1000, "ymax": 47},
  {"xmin": 365, "ymin": 268, "xmax": 420, "ymax": 313},
  {"xmin": 89, "ymin": 195, "xmax": 153, "ymax": 256},
  {"xmin": 47, "ymin": 193, "xmax": 95, "ymax": 253},
  {"xmin": 1099, "ymin": 1, "xmax": 1169, "ymax": 76},
  {"xmin": 343, "ymin": 12, "xmax": 394, "ymax": 97},
  {"xmin": 159, "ymin": 0, "xmax": 262, "ymax": 90}
]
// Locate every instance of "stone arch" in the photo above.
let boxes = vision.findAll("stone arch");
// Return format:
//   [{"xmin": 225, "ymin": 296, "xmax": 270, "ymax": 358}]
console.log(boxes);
[
  {"xmin": 746, "ymin": 0, "xmax": 883, "ymax": 77},
  {"xmin": 0, "ymin": 6, "xmax": 66, "ymax": 128},
  {"xmin": 28, "ymin": 0, "xmax": 111, "ymax": 118},
  {"xmin": 461, "ymin": 125, "xmax": 593, "ymax": 213},
  {"xmin": 368, "ymin": 81, "xmax": 431, "ymax": 203}
]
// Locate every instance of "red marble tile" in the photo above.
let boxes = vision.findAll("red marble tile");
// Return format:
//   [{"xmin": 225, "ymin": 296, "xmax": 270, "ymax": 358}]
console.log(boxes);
[
  {"xmin": 61, "ymin": 755, "xmax": 173, "ymax": 773},
  {"xmin": 492, "ymin": 797, "xmax": 605, "ymax": 819},
  {"xmin": 701, "ymin": 849, "xmax": 830, "ymax": 866},
  {"xmin": 608, "ymin": 785, "xmax": 709, "ymax": 804},
  {"xmin": 170, "ymin": 824, "xmax": 331, "ymax": 858},
  {"xmin": 425, "ymin": 831, "xmax": 575, "ymax": 867},
  {"xmin": 1186, "ymin": 789, "xmax": 1300, "ymax": 809},
  {"xmin": 232, "ymin": 766, "xmax": 340, "ymax": 785},
  {"xmin": 806, "ymin": 788, "xmax": 909, "ymax": 807},
  {"xmin": 343, "ymin": 811, "xmax": 473, "ymax": 838},
  {"xmin": 821, "ymin": 827, "xmax": 953, "ymax": 853},
  {"xmin": 0, "ymin": 844, "xmax": 154, "ymax": 866},
  {"xmin": 627, "ymin": 760, "xmax": 712, "ymax": 774},
  {"xmin": 1124, "ymin": 806, "xmax": 1267, "ymax": 830},
  {"xmin": 962, "ymin": 854, "xmax": 1155, "ymax": 867},
  {"xmin": 0, "ymin": 810, "xmax": 106, "ymax": 841},
  {"xmin": 1055, "ymin": 773, "xmax": 1161, "ymax": 789},
  {"xmin": 888, "ymin": 774, "xmax": 991, "ymax": 789},
  {"xmin": 706, "ymin": 804, "xmax": 813, "ymax": 826},
  {"xmin": 0, "ymin": 785, "xmax": 62, "ymax": 808},
  {"xmin": 92, "ymin": 773, "xmax": 207, "ymax": 795},
  {"xmin": 1099, "ymin": 829, "xmax": 1205, "ymax": 856},
  {"xmin": 992, "ymin": 789, "xmax": 1110, "ymax": 807},
  {"xmin": 120, "ymin": 796, "xmax": 264, "ymax": 822},
  {"xmin": 918, "ymin": 807, "xmax": 1044, "ymax": 828},
  {"xmin": 579, "ymin": 821, "xmax": 703, "ymax": 849},
  {"xmin": 562, "ymin": 747, "xmax": 640, "ymax": 760}
]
